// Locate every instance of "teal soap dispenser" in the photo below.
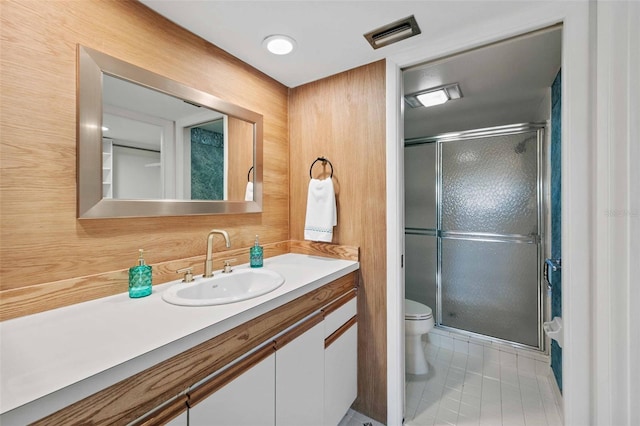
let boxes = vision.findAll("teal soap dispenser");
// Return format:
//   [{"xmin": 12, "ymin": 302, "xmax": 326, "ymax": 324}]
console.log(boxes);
[
  {"xmin": 250, "ymin": 235, "xmax": 263, "ymax": 268},
  {"xmin": 129, "ymin": 249, "xmax": 152, "ymax": 298}
]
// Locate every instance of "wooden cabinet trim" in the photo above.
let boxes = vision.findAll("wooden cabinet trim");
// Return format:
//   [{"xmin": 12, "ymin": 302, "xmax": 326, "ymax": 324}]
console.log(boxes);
[
  {"xmin": 32, "ymin": 271, "xmax": 356, "ymax": 425},
  {"xmin": 129, "ymin": 394, "xmax": 188, "ymax": 426},
  {"xmin": 325, "ymin": 316, "xmax": 357, "ymax": 349},
  {"xmin": 273, "ymin": 312, "xmax": 323, "ymax": 351},
  {"xmin": 188, "ymin": 343, "xmax": 275, "ymax": 408},
  {"xmin": 322, "ymin": 288, "xmax": 356, "ymax": 318}
]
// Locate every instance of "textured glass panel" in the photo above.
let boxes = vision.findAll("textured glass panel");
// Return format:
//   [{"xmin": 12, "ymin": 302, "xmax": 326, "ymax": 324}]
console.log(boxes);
[
  {"xmin": 404, "ymin": 143, "xmax": 437, "ymax": 229},
  {"xmin": 441, "ymin": 132, "xmax": 538, "ymax": 235},
  {"xmin": 441, "ymin": 238, "xmax": 538, "ymax": 346},
  {"xmin": 405, "ymin": 234, "xmax": 437, "ymax": 312}
]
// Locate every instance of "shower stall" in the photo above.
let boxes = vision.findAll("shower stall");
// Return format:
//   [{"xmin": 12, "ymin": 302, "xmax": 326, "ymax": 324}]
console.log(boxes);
[{"xmin": 405, "ymin": 123, "xmax": 546, "ymax": 350}]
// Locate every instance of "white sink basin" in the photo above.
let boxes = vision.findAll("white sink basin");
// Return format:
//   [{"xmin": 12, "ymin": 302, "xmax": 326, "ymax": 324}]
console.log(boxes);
[{"xmin": 162, "ymin": 268, "xmax": 285, "ymax": 307}]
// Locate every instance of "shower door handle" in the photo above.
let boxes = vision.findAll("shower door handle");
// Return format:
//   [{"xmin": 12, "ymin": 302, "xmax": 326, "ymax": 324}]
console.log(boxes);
[
  {"xmin": 544, "ymin": 258, "xmax": 561, "ymax": 289},
  {"xmin": 545, "ymin": 258, "xmax": 561, "ymax": 271}
]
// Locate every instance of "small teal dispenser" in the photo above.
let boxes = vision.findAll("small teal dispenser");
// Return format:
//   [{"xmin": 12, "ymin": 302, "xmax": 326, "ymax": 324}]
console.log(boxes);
[
  {"xmin": 129, "ymin": 249, "xmax": 152, "ymax": 298},
  {"xmin": 250, "ymin": 235, "xmax": 263, "ymax": 268}
]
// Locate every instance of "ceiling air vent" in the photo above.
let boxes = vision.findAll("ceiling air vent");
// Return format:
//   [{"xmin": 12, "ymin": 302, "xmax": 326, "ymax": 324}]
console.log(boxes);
[{"xmin": 364, "ymin": 15, "xmax": 421, "ymax": 50}]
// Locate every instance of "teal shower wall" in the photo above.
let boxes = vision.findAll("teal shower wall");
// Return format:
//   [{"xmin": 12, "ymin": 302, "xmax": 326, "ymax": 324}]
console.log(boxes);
[
  {"xmin": 191, "ymin": 128, "xmax": 224, "ymax": 200},
  {"xmin": 550, "ymin": 70, "xmax": 562, "ymax": 392}
]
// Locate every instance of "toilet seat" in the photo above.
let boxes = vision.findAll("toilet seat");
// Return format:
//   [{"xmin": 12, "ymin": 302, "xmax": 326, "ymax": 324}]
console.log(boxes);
[{"xmin": 405, "ymin": 299, "xmax": 433, "ymax": 320}]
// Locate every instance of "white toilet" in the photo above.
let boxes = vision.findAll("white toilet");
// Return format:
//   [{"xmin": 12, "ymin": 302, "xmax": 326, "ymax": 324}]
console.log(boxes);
[{"xmin": 405, "ymin": 299, "xmax": 435, "ymax": 375}]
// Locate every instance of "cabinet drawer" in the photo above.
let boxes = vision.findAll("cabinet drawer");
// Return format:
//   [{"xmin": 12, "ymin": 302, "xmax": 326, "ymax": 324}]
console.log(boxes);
[{"xmin": 323, "ymin": 293, "xmax": 357, "ymax": 338}]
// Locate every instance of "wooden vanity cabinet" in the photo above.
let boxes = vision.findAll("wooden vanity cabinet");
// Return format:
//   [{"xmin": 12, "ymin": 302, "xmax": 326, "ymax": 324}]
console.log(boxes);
[
  {"xmin": 31, "ymin": 272, "xmax": 357, "ymax": 426},
  {"xmin": 184, "ymin": 298, "xmax": 355, "ymax": 426}
]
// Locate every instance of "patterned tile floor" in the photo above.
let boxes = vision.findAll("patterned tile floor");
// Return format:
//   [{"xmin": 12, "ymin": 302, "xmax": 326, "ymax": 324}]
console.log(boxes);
[
  {"xmin": 404, "ymin": 340, "xmax": 563, "ymax": 426},
  {"xmin": 339, "ymin": 335, "xmax": 563, "ymax": 426},
  {"xmin": 339, "ymin": 408, "xmax": 386, "ymax": 426}
]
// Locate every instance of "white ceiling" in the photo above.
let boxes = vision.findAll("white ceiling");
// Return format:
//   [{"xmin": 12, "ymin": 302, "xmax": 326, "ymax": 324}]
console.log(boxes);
[
  {"xmin": 139, "ymin": 1, "xmax": 561, "ymax": 137},
  {"xmin": 403, "ymin": 27, "xmax": 561, "ymax": 137},
  {"xmin": 103, "ymin": 75, "xmax": 224, "ymax": 148}
]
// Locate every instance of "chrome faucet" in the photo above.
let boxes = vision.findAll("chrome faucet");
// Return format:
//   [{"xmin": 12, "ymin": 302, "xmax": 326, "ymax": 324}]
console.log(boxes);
[{"xmin": 204, "ymin": 229, "xmax": 231, "ymax": 278}]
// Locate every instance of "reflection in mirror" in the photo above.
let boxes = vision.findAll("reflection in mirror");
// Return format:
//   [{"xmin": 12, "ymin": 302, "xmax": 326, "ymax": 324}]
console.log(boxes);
[
  {"xmin": 103, "ymin": 75, "xmax": 253, "ymax": 202},
  {"xmin": 78, "ymin": 45, "xmax": 263, "ymax": 218},
  {"xmin": 189, "ymin": 118, "xmax": 225, "ymax": 200}
]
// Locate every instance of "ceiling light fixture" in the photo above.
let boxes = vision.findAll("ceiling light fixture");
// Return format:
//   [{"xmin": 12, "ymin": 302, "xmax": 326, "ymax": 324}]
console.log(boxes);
[
  {"xmin": 405, "ymin": 83, "xmax": 463, "ymax": 108},
  {"xmin": 416, "ymin": 89, "xmax": 449, "ymax": 107},
  {"xmin": 263, "ymin": 34, "xmax": 296, "ymax": 55},
  {"xmin": 102, "ymin": 126, "xmax": 109, "ymax": 132}
]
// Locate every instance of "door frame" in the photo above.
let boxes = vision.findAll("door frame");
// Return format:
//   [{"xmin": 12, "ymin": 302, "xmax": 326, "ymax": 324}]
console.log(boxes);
[{"xmin": 385, "ymin": 2, "xmax": 594, "ymax": 425}]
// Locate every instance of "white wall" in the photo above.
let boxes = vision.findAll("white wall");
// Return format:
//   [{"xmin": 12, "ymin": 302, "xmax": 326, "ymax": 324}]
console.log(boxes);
[
  {"xmin": 594, "ymin": 2, "xmax": 640, "ymax": 424},
  {"xmin": 113, "ymin": 145, "xmax": 162, "ymax": 199}
]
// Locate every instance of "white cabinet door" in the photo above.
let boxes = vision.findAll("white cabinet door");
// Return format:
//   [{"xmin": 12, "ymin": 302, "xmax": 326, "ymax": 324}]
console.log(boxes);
[
  {"xmin": 324, "ymin": 322, "xmax": 358, "ymax": 426},
  {"xmin": 323, "ymin": 295, "xmax": 358, "ymax": 426},
  {"xmin": 164, "ymin": 410, "xmax": 188, "ymax": 425},
  {"xmin": 189, "ymin": 351, "xmax": 276, "ymax": 426},
  {"xmin": 275, "ymin": 317, "xmax": 325, "ymax": 426}
]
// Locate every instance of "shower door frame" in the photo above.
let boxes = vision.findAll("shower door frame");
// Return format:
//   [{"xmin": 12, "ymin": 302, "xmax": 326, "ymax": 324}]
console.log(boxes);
[{"xmin": 406, "ymin": 122, "xmax": 547, "ymax": 351}]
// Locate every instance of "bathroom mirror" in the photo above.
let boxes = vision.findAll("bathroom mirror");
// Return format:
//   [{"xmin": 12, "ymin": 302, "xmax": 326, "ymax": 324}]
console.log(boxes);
[{"xmin": 77, "ymin": 45, "xmax": 263, "ymax": 218}]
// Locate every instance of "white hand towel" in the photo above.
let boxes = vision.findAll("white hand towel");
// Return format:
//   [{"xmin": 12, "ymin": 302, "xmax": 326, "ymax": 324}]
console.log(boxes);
[
  {"xmin": 244, "ymin": 181, "xmax": 254, "ymax": 201},
  {"xmin": 304, "ymin": 177, "xmax": 337, "ymax": 242}
]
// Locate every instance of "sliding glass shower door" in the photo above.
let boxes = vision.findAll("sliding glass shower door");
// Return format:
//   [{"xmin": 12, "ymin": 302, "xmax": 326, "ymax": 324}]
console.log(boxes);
[
  {"xmin": 405, "ymin": 124, "xmax": 544, "ymax": 349},
  {"xmin": 405, "ymin": 142, "xmax": 437, "ymax": 311}
]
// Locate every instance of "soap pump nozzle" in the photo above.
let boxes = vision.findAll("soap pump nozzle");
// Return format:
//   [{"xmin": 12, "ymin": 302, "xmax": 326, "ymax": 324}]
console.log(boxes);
[
  {"xmin": 137, "ymin": 249, "xmax": 146, "ymax": 266},
  {"xmin": 254, "ymin": 235, "xmax": 259, "ymax": 246}
]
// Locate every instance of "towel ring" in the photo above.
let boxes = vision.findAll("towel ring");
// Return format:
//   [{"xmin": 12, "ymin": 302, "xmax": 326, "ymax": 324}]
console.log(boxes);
[
  {"xmin": 309, "ymin": 157, "xmax": 334, "ymax": 179},
  {"xmin": 247, "ymin": 166, "xmax": 254, "ymax": 182}
]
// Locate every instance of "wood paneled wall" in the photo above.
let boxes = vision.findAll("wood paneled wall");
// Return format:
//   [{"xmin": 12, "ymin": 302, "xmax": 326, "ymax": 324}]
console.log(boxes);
[
  {"xmin": 1, "ymin": 1, "xmax": 387, "ymax": 421},
  {"xmin": 227, "ymin": 117, "xmax": 255, "ymax": 201},
  {"xmin": 289, "ymin": 61, "xmax": 387, "ymax": 422},
  {"xmin": 0, "ymin": 1, "xmax": 288, "ymax": 299}
]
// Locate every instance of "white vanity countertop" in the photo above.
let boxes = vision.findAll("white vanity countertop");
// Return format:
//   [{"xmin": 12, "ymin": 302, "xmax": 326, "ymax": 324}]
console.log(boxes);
[{"xmin": 0, "ymin": 253, "xmax": 359, "ymax": 420}]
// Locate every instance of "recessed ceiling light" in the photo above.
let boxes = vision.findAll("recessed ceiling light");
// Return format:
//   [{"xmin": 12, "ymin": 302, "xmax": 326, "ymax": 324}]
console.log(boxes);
[
  {"xmin": 405, "ymin": 83, "xmax": 463, "ymax": 108},
  {"xmin": 416, "ymin": 89, "xmax": 449, "ymax": 107},
  {"xmin": 102, "ymin": 126, "xmax": 109, "ymax": 132},
  {"xmin": 263, "ymin": 35, "xmax": 296, "ymax": 55}
]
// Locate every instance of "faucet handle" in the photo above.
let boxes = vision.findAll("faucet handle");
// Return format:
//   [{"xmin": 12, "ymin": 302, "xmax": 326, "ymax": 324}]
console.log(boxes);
[
  {"xmin": 176, "ymin": 267, "xmax": 194, "ymax": 283},
  {"xmin": 222, "ymin": 259, "xmax": 237, "ymax": 274}
]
